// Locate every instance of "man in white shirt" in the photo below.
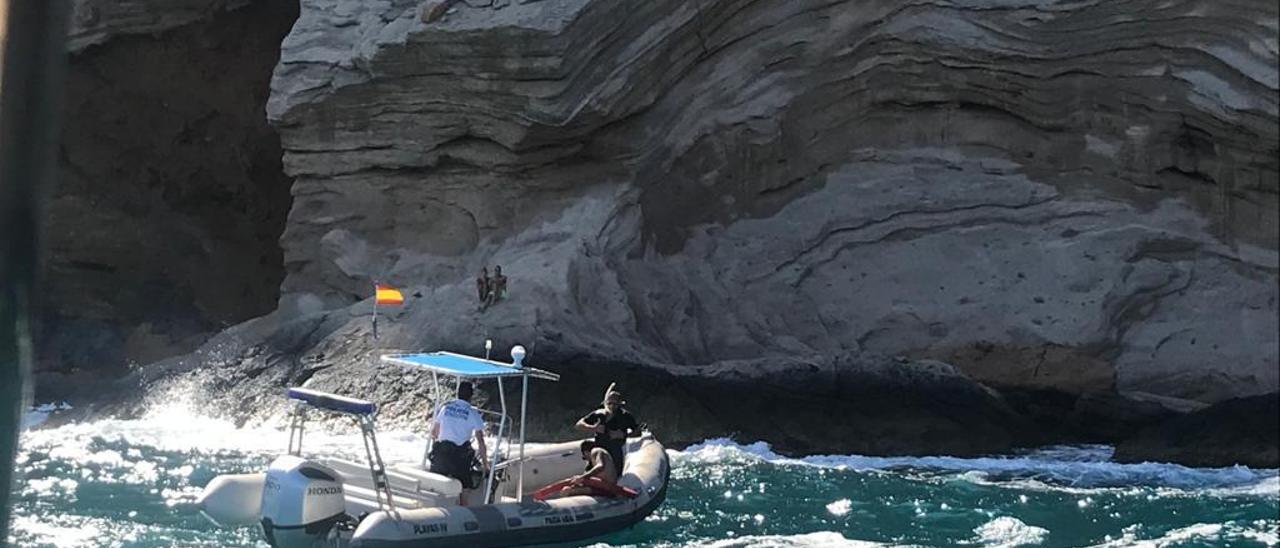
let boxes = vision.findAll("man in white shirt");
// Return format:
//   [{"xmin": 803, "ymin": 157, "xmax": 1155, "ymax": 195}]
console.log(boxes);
[{"xmin": 429, "ymin": 382, "xmax": 487, "ymax": 496}]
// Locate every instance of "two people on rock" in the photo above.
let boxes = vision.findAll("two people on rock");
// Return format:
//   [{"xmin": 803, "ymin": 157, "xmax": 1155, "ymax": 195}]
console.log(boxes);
[{"xmin": 475, "ymin": 266, "xmax": 507, "ymax": 311}]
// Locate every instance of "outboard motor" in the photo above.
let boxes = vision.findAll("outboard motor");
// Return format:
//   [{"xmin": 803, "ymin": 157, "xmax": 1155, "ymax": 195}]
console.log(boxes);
[{"xmin": 259, "ymin": 455, "xmax": 347, "ymax": 548}]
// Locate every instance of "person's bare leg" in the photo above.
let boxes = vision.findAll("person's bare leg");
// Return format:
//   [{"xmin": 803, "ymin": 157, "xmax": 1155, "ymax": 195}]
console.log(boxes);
[{"xmin": 548, "ymin": 485, "xmax": 592, "ymax": 499}]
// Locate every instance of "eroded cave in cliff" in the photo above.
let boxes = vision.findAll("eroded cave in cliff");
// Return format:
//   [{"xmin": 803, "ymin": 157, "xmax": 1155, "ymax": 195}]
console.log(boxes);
[{"xmin": 36, "ymin": 0, "xmax": 299, "ymax": 399}]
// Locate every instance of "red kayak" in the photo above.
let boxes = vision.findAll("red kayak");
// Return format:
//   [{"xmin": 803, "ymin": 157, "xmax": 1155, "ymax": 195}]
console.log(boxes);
[{"xmin": 532, "ymin": 476, "xmax": 639, "ymax": 501}]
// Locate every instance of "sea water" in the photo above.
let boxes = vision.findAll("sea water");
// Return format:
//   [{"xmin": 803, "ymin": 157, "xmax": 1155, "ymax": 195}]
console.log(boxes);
[{"xmin": 8, "ymin": 403, "xmax": 1279, "ymax": 547}]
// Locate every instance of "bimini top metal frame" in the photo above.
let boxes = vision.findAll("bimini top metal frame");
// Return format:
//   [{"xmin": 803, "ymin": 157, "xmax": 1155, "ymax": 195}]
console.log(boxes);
[
  {"xmin": 382, "ymin": 351, "xmax": 560, "ymax": 381},
  {"xmin": 381, "ymin": 347, "xmax": 559, "ymax": 504},
  {"xmin": 284, "ymin": 387, "xmax": 396, "ymax": 514}
]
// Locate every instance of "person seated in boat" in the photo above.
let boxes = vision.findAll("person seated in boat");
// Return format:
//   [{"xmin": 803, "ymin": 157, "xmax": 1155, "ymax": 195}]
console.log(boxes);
[
  {"xmin": 547, "ymin": 440, "xmax": 619, "ymax": 499},
  {"xmin": 429, "ymin": 382, "xmax": 488, "ymax": 500},
  {"xmin": 574, "ymin": 386, "xmax": 640, "ymax": 474}
]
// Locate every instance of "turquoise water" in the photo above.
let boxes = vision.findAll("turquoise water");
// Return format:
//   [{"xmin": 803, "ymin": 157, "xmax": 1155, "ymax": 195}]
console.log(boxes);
[{"xmin": 9, "ymin": 404, "xmax": 1279, "ymax": 547}]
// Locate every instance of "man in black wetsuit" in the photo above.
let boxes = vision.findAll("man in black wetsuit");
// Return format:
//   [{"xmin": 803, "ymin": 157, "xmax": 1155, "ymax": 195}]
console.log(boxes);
[{"xmin": 574, "ymin": 386, "xmax": 640, "ymax": 474}]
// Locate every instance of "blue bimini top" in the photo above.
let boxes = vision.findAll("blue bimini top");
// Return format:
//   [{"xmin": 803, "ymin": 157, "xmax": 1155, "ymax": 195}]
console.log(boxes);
[
  {"xmin": 380, "ymin": 351, "xmax": 559, "ymax": 381},
  {"xmin": 286, "ymin": 387, "xmax": 377, "ymax": 416}
]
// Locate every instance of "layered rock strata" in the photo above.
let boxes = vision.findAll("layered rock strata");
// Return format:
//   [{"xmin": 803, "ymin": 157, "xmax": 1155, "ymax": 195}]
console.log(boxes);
[
  {"xmin": 265, "ymin": 0, "xmax": 1278, "ymax": 404},
  {"xmin": 67, "ymin": 0, "xmax": 252, "ymax": 53}
]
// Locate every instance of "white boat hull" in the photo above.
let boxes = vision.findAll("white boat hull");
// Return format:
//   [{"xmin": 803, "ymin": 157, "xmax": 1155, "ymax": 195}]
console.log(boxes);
[
  {"xmin": 351, "ymin": 434, "xmax": 669, "ymax": 547},
  {"xmin": 198, "ymin": 433, "xmax": 669, "ymax": 548}
]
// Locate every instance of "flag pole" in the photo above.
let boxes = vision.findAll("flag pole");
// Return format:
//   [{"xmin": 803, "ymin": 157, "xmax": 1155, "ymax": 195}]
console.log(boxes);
[
  {"xmin": 372, "ymin": 283, "xmax": 380, "ymax": 378},
  {"xmin": 371, "ymin": 283, "xmax": 403, "ymax": 357}
]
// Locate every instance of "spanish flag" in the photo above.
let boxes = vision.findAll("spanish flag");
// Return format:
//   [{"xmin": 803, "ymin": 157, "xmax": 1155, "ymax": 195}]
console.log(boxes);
[{"xmin": 375, "ymin": 284, "xmax": 404, "ymax": 305}]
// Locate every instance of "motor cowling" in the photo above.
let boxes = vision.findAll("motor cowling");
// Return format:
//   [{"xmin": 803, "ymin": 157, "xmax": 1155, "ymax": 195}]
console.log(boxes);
[{"xmin": 259, "ymin": 455, "xmax": 346, "ymax": 548}]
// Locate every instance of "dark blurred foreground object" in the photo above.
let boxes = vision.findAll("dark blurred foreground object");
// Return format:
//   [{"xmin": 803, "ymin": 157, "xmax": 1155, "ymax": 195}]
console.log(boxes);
[{"xmin": 0, "ymin": 0, "xmax": 71, "ymax": 538}]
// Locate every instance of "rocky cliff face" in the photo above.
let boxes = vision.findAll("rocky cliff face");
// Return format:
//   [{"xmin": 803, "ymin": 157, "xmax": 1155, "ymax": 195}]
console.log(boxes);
[
  {"xmin": 263, "ymin": 0, "xmax": 1277, "ymax": 401},
  {"xmin": 56, "ymin": 0, "xmax": 1278, "ymax": 461},
  {"xmin": 1114, "ymin": 394, "xmax": 1278, "ymax": 468},
  {"xmin": 66, "ymin": 0, "xmax": 251, "ymax": 52},
  {"xmin": 39, "ymin": 0, "xmax": 298, "ymax": 397}
]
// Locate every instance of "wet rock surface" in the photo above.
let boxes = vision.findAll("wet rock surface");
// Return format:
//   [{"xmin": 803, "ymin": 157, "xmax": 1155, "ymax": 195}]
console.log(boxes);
[
  {"xmin": 1114, "ymin": 394, "xmax": 1280, "ymax": 468},
  {"xmin": 86, "ymin": 309, "xmax": 1033, "ymax": 456},
  {"xmin": 68, "ymin": 300, "xmax": 1235, "ymax": 461}
]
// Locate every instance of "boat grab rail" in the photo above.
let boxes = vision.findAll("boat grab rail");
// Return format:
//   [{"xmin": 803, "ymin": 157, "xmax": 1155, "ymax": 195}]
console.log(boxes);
[{"xmin": 286, "ymin": 387, "xmax": 376, "ymax": 416}]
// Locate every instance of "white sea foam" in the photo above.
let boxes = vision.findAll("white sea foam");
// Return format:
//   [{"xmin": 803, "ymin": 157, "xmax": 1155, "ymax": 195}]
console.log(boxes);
[
  {"xmin": 9, "ymin": 514, "xmax": 107, "ymax": 547},
  {"xmin": 581, "ymin": 532, "xmax": 896, "ymax": 548},
  {"xmin": 1205, "ymin": 475, "xmax": 1280, "ymax": 498},
  {"xmin": 672, "ymin": 439, "xmax": 1279, "ymax": 492},
  {"xmin": 9, "ymin": 512, "xmax": 263, "ymax": 547},
  {"xmin": 1238, "ymin": 519, "xmax": 1280, "ymax": 546},
  {"xmin": 20, "ymin": 402, "xmax": 1279, "ymax": 499},
  {"xmin": 971, "ymin": 516, "xmax": 1049, "ymax": 547},
  {"xmin": 826, "ymin": 498, "xmax": 853, "ymax": 516},
  {"xmin": 1085, "ymin": 523, "xmax": 1219, "ymax": 547},
  {"xmin": 23, "ymin": 477, "xmax": 80, "ymax": 498},
  {"xmin": 1160, "ymin": 523, "xmax": 1225, "ymax": 543},
  {"xmin": 16, "ymin": 392, "xmax": 562, "ymax": 492},
  {"xmin": 692, "ymin": 531, "xmax": 895, "ymax": 547},
  {"xmin": 26, "ymin": 393, "xmax": 1276, "ymax": 495},
  {"xmin": 675, "ymin": 437, "xmax": 1274, "ymax": 491},
  {"xmin": 1084, "ymin": 520, "xmax": 1280, "ymax": 547},
  {"xmin": 20, "ymin": 401, "xmax": 72, "ymax": 430}
]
